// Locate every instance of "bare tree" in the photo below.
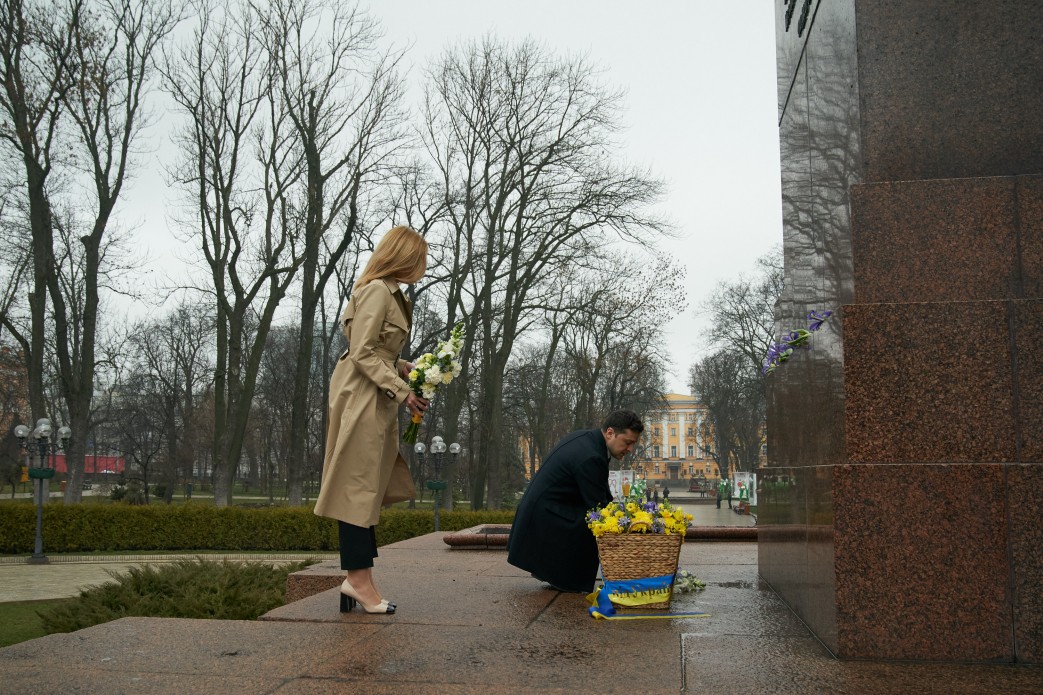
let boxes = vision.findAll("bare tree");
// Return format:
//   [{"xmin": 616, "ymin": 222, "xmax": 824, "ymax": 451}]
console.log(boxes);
[
  {"xmin": 163, "ymin": 0, "xmax": 305, "ymax": 506},
  {"xmin": 0, "ymin": 0, "xmax": 84, "ymax": 426},
  {"xmin": 256, "ymin": 0, "xmax": 407, "ymax": 505},
  {"xmin": 254, "ymin": 324, "xmax": 297, "ymax": 496},
  {"xmin": 502, "ymin": 256, "xmax": 674, "ymax": 488},
  {"xmin": 559, "ymin": 255, "xmax": 679, "ymax": 428},
  {"xmin": 122, "ymin": 301, "xmax": 214, "ymax": 502},
  {"xmin": 109, "ymin": 371, "xmax": 165, "ymax": 502},
  {"xmin": 689, "ymin": 248, "xmax": 784, "ymax": 475},
  {"xmin": 689, "ymin": 349, "xmax": 762, "ymax": 475},
  {"xmin": 421, "ymin": 36, "xmax": 666, "ymax": 508},
  {"xmin": 700, "ymin": 246, "xmax": 783, "ymax": 372},
  {"xmin": 1, "ymin": 0, "xmax": 180, "ymax": 502}
]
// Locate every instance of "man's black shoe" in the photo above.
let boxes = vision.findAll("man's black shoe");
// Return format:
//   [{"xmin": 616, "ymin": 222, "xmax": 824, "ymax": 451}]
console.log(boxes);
[{"xmin": 531, "ymin": 573, "xmax": 584, "ymax": 593}]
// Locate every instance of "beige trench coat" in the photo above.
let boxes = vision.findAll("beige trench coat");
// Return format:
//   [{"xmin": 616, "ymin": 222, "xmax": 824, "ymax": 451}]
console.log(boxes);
[{"xmin": 313, "ymin": 278, "xmax": 416, "ymax": 527}]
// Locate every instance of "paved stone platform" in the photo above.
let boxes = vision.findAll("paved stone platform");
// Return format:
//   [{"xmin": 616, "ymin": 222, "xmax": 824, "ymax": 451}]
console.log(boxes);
[{"xmin": 2, "ymin": 534, "xmax": 1042, "ymax": 693}]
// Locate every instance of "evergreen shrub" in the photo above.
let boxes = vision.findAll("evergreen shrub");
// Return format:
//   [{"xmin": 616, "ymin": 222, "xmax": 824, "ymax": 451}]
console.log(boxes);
[
  {"xmin": 38, "ymin": 557, "xmax": 313, "ymax": 634},
  {"xmin": 0, "ymin": 504, "xmax": 514, "ymax": 553}
]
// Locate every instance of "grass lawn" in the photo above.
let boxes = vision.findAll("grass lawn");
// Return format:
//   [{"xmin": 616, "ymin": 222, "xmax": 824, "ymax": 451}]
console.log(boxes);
[
  {"xmin": 0, "ymin": 557, "xmax": 312, "ymax": 649},
  {"xmin": 0, "ymin": 599, "xmax": 76, "ymax": 648}
]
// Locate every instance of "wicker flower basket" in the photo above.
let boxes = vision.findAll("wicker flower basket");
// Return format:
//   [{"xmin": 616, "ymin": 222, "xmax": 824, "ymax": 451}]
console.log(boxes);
[{"xmin": 596, "ymin": 533, "xmax": 684, "ymax": 610}]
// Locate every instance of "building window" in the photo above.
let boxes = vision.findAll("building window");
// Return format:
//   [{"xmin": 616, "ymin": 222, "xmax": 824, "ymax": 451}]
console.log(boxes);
[
  {"xmin": 688, "ymin": 465, "xmax": 694, "ymax": 475},
  {"xmin": 670, "ymin": 427, "xmax": 676, "ymax": 437},
  {"xmin": 655, "ymin": 464, "xmax": 660, "ymax": 474},
  {"xmin": 654, "ymin": 427, "xmax": 660, "ymax": 437},
  {"xmin": 653, "ymin": 445, "xmax": 660, "ymax": 458},
  {"xmin": 705, "ymin": 464, "xmax": 711, "ymax": 473},
  {"xmin": 670, "ymin": 445, "xmax": 677, "ymax": 458},
  {"xmin": 687, "ymin": 445, "xmax": 694, "ymax": 457},
  {"xmin": 687, "ymin": 427, "xmax": 693, "ymax": 436}
]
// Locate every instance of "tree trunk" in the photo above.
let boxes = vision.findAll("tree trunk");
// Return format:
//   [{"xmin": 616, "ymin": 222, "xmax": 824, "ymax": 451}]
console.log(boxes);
[
  {"xmin": 476, "ymin": 365, "xmax": 506, "ymax": 510},
  {"xmin": 286, "ymin": 308, "xmax": 314, "ymax": 507},
  {"xmin": 25, "ymin": 169, "xmax": 52, "ymax": 428}
]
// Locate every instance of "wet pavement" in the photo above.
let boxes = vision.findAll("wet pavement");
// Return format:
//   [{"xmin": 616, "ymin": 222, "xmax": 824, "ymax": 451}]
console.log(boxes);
[{"xmin": 2, "ymin": 531, "xmax": 1042, "ymax": 693}]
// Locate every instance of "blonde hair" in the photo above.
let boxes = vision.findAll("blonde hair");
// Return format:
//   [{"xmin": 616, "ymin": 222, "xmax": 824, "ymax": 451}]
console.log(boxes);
[{"xmin": 353, "ymin": 226, "xmax": 428, "ymax": 290}]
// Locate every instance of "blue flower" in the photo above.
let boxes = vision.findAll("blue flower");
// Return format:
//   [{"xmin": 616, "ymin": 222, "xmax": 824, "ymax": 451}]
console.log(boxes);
[
  {"xmin": 807, "ymin": 309, "xmax": 833, "ymax": 332},
  {"xmin": 762, "ymin": 309, "xmax": 833, "ymax": 375}
]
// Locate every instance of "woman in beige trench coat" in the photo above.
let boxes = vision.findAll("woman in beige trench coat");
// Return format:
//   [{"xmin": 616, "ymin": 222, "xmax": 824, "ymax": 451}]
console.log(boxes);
[{"xmin": 314, "ymin": 226, "xmax": 429, "ymax": 614}]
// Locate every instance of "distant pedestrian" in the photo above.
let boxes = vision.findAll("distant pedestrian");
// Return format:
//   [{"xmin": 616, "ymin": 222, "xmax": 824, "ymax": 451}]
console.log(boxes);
[
  {"xmin": 663, "ymin": 486, "xmax": 670, "ymax": 501},
  {"xmin": 716, "ymin": 482, "xmax": 723, "ymax": 509},
  {"xmin": 653, "ymin": 487, "xmax": 659, "ymax": 505}
]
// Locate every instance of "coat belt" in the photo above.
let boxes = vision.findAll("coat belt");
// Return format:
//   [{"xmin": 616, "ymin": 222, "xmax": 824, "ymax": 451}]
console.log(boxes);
[{"xmin": 371, "ymin": 346, "xmax": 399, "ymax": 361}]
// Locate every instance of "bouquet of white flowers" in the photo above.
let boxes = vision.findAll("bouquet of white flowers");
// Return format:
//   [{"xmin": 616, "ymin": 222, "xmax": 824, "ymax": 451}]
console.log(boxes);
[{"xmin": 402, "ymin": 323, "xmax": 464, "ymax": 444}]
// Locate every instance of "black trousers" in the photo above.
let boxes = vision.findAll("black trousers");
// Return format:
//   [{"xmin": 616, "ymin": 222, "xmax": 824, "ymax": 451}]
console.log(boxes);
[{"xmin": 338, "ymin": 521, "xmax": 378, "ymax": 570}]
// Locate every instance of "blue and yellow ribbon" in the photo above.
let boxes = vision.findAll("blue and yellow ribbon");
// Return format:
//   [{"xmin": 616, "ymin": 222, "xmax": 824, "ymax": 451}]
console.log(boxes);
[{"xmin": 586, "ymin": 574, "xmax": 711, "ymax": 620}]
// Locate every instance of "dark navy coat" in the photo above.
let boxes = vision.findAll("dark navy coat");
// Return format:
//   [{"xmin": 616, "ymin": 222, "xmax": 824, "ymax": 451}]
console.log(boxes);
[{"xmin": 507, "ymin": 429, "xmax": 613, "ymax": 592}]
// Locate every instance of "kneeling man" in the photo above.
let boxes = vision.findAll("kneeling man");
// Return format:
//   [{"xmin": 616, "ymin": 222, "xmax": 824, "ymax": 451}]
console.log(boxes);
[{"xmin": 507, "ymin": 410, "xmax": 643, "ymax": 593}]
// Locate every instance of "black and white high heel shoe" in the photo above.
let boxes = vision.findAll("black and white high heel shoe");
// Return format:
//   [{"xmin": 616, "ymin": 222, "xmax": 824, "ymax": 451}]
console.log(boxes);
[{"xmin": 339, "ymin": 579, "xmax": 396, "ymax": 614}]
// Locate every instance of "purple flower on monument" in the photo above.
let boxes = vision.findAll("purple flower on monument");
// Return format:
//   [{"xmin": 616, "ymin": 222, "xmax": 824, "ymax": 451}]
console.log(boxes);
[
  {"xmin": 762, "ymin": 341, "xmax": 787, "ymax": 375},
  {"xmin": 807, "ymin": 309, "xmax": 834, "ymax": 332},
  {"xmin": 762, "ymin": 308, "xmax": 834, "ymax": 375}
]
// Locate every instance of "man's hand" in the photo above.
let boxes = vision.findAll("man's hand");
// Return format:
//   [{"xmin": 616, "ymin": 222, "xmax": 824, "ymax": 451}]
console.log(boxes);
[{"xmin": 398, "ymin": 360, "xmax": 415, "ymax": 380}]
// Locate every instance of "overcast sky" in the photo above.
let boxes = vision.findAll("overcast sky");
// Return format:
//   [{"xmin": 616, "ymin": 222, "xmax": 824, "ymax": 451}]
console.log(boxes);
[
  {"xmin": 375, "ymin": 1, "xmax": 783, "ymax": 393},
  {"xmin": 124, "ymin": 1, "xmax": 782, "ymax": 395}
]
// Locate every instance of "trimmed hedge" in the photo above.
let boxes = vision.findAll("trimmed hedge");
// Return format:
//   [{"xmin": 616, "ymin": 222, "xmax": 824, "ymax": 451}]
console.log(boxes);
[{"xmin": 0, "ymin": 504, "xmax": 515, "ymax": 554}]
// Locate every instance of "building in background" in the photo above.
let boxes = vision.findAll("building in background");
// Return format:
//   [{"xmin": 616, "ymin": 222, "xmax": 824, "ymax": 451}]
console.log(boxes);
[
  {"xmin": 0, "ymin": 346, "xmax": 29, "ymax": 434},
  {"xmin": 635, "ymin": 394, "xmax": 718, "ymax": 491}
]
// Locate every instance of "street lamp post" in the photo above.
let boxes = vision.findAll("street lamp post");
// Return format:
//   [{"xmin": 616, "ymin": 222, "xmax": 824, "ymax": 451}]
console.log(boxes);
[
  {"xmin": 414, "ymin": 435, "xmax": 461, "ymax": 532},
  {"xmin": 14, "ymin": 419, "xmax": 72, "ymax": 564}
]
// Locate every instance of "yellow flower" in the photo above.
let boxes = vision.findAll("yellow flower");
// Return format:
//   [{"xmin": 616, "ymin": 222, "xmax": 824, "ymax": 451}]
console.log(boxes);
[{"xmin": 587, "ymin": 498, "xmax": 693, "ymax": 538}]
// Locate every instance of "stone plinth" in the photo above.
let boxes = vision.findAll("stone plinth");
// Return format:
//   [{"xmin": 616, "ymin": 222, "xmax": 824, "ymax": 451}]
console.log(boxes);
[
  {"xmin": 765, "ymin": 0, "xmax": 1043, "ymax": 663},
  {"xmin": 284, "ymin": 560, "xmax": 343, "ymax": 605}
]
